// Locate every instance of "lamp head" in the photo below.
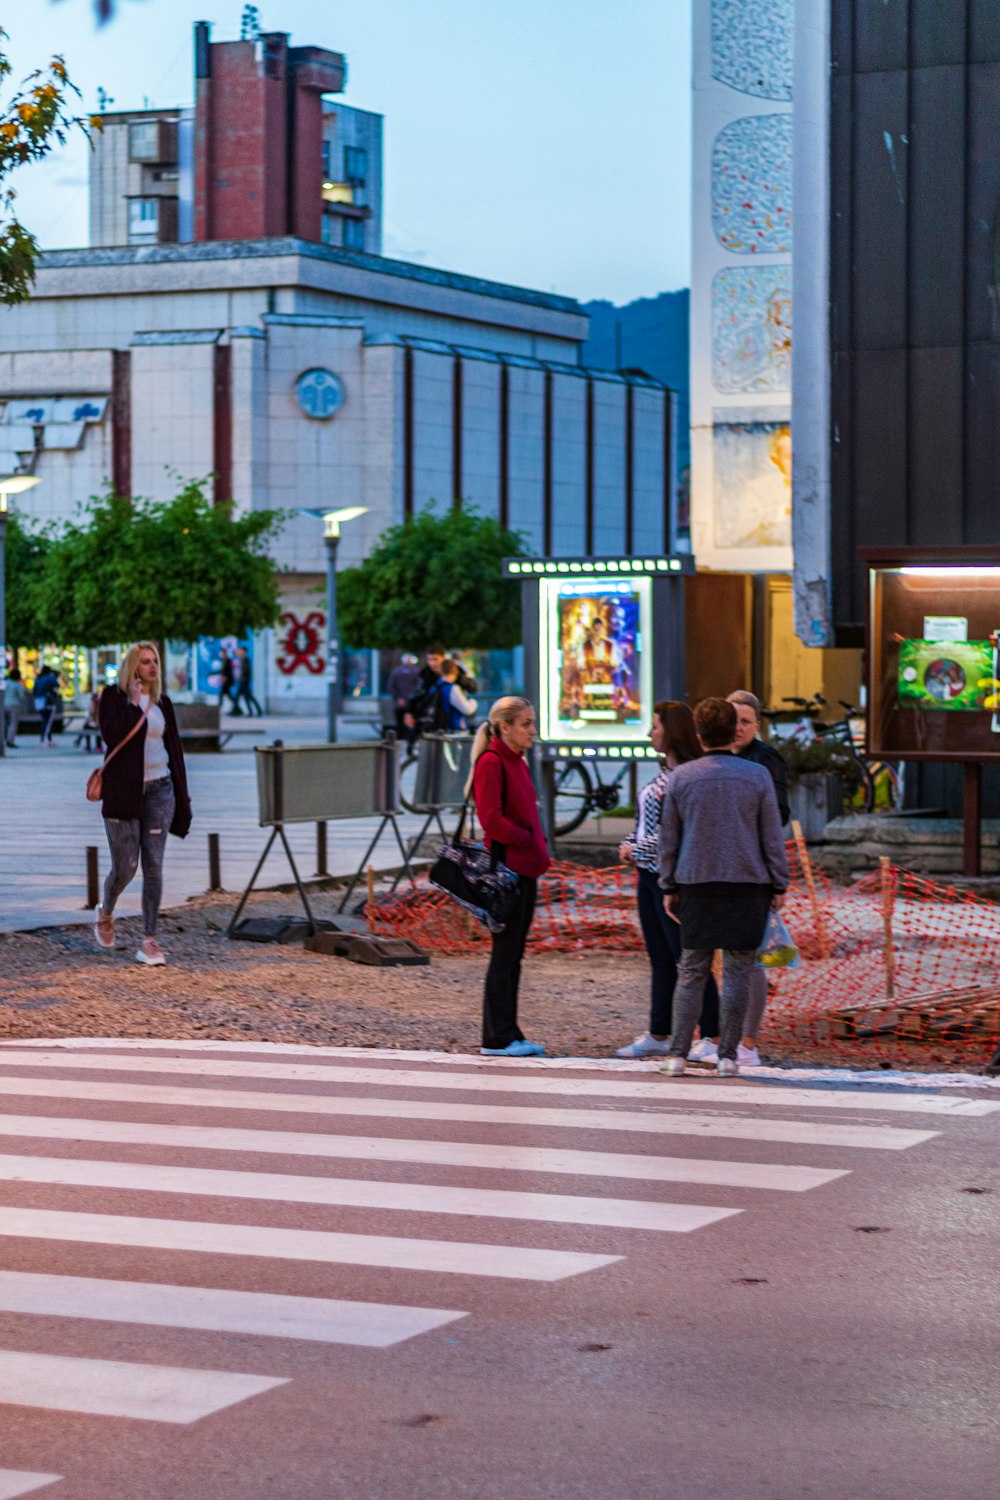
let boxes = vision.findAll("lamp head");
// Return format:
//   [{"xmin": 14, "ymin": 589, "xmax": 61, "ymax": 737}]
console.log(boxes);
[
  {"xmin": 0, "ymin": 474, "xmax": 41, "ymax": 512},
  {"xmin": 322, "ymin": 505, "xmax": 368, "ymax": 539}
]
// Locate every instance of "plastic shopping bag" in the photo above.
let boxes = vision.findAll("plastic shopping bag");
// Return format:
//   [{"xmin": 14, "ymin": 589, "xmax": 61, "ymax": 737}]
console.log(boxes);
[{"xmin": 755, "ymin": 910, "xmax": 800, "ymax": 969}]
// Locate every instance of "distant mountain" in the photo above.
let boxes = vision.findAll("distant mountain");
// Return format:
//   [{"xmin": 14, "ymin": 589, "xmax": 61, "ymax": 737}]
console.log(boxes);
[{"xmin": 581, "ymin": 289, "xmax": 690, "ymax": 472}]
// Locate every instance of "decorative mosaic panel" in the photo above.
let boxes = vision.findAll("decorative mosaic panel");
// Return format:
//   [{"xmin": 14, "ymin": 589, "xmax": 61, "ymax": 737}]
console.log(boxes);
[
  {"xmin": 712, "ymin": 406, "xmax": 791, "ymax": 548},
  {"xmin": 712, "ymin": 266, "xmax": 792, "ymax": 393},
  {"xmin": 712, "ymin": 114, "xmax": 792, "ymax": 254},
  {"xmin": 711, "ymin": 0, "xmax": 793, "ymax": 101}
]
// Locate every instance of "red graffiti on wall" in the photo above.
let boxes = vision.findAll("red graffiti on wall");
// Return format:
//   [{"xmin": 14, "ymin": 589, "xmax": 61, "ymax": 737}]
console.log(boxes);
[{"xmin": 276, "ymin": 611, "xmax": 327, "ymax": 675}]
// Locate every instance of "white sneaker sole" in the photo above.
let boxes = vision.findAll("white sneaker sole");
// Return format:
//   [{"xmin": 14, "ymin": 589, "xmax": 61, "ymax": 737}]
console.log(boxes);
[
  {"xmin": 93, "ymin": 906, "xmax": 114, "ymax": 950},
  {"xmin": 135, "ymin": 948, "xmax": 166, "ymax": 967}
]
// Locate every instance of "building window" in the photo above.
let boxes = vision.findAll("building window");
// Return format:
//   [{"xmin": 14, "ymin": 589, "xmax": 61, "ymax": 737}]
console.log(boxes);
[
  {"xmin": 344, "ymin": 145, "xmax": 368, "ymax": 185},
  {"xmin": 343, "ymin": 217, "xmax": 366, "ymax": 251},
  {"xmin": 129, "ymin": 121, "xmax": 160, "ymax": 162},
  {"xmin": 321, "ymin": 140, "xmax": 332, "ymax": 179},
  {"xmin": 128, "ymin": 197, "xmax": 159, "ymax": 242}
]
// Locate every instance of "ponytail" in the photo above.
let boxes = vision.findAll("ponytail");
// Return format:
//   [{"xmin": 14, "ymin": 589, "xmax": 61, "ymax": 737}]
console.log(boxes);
[{"xmin": 464, "ymin": 695, "xmax": 533, "ymax": 798}]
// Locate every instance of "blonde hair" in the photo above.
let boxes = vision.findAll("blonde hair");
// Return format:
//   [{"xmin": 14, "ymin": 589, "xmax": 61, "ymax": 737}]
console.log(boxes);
[
  {"xmin": 465, "ymin": 695, "xmax": 533, "ymax": 796},
  {"xmin": 118, "ymin": 641, "xmax": 162, "ymax": 704}
]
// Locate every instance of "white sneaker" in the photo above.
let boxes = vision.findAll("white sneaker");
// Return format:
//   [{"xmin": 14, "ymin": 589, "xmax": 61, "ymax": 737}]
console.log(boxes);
[
  {"xmin": 687, "ymin": 1037, "xmax": 719, "ymax": 1063},
  {"xmin": 136, "ymin": 941, "xmax": 166, "ymax": 967},
  {"xmin": 616, "ymin": 1033, "xmax": 672, "ymax": 1060},
  {"xmin": 737, "ymin": 1044, "xmax": 762, "ymax": 1067},
  {"xmin": 93, "ymin": 904, "xmax": 114, "ymax": 950}
]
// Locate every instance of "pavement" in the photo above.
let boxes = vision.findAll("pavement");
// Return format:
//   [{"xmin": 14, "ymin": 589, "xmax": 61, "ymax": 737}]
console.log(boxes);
[
  {"xmin": 0, "ymin": 1039, "xmax": 996, "ymax": 1499},
  {"xmin": 0, "ymin": 716, "xmax": 435, "ymax": 934}
]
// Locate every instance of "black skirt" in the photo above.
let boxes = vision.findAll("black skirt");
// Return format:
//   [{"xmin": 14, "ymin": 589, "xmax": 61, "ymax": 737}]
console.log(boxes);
[{"xmin": 677, "ymin": 882, "xmax": 772, "ymax": 953}]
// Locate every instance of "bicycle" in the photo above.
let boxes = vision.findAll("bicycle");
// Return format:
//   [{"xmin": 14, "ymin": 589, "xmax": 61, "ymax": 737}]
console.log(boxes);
[
  {"xmin": 551, "ymin": 759, "xmax": 637, "ymax": 836},
  {"xmin": 769, "ymin": 695, "xmax": 902, "ymax": 814}
]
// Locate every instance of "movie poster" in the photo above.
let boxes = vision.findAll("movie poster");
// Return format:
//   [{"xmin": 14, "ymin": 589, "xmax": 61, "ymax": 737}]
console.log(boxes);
[{"xmin": 539, "ymin": 577, "xmax": 652, "ymax": 745}]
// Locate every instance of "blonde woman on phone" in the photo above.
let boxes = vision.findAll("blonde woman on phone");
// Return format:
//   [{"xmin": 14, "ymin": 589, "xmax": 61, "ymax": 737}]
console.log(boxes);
[{"xmin": 93, "ymin": 642, "xmax": 192, "ymax": 965}]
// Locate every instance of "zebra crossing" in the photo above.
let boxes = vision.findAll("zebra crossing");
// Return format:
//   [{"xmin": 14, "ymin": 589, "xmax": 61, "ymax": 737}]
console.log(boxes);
[{"xmin": 0, "ymin": 1040, "xmax": 993, "ymax": 1499}]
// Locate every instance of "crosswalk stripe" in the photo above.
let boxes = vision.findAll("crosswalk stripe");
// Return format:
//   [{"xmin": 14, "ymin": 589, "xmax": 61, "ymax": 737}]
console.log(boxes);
[
  {"xmin": 0, "ymin": 1053, "xmax": 991, "ymax": 1114},
  {"xmin": 0, "ymin": 1349, "xmax": 286, "ymax": 1423},
  {"xmin": 0, "ymin": 1114, "xmax": 849, "ymax": 1192},
  {"xmin": 0, "ymin": 1269, "xmax": 466, "ymax": 1348},
  {"xmin": 0, "ymin": 1204, "xmax": 621, "ymax": 1281},
  {"xmin": 0, "ymin": 1076, "xmax": 938, "ymax": 1150},
  {"xmin": 0, "ymin": 1153, "xmax": 739, "ymax": 1233},
  {"xmin": 0, "ymin": 1473, "xmax": 62, "ymax": 1500}
]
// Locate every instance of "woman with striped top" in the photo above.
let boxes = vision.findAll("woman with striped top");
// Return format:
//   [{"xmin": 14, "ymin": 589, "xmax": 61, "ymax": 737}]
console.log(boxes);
[{"xmin": 616, "ymin": 700, "xmax": 720, "ymax": 1059}]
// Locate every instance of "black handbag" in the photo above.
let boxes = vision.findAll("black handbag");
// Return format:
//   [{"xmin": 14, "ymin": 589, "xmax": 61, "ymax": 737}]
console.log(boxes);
[{"xmin": 429, "ymin": 760, "xmax": 521, "ymax": 933}]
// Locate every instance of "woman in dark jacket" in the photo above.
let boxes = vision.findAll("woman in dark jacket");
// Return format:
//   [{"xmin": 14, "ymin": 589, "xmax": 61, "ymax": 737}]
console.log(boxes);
[
  {"xmin": 94, "ymin": 641, "xmax": 192, "ymax": 966},
  {"xmin": 469, "ymin": 696, "xmax": 551, "ymax": 1058},
  {"xmin": 615, "ymin": 701, "xmax": 720, "ymax": 1059}
]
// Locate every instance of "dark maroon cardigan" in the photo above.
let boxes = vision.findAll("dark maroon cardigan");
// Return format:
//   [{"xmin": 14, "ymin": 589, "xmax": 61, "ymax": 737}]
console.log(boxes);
[{"xmin": 97, "ymin": 685, "xmax": 192, "ymax": 837}]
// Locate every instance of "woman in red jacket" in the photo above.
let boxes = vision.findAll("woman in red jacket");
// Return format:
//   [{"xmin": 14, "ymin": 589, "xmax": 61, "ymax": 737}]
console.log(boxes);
[{"xmin": 470, "ymin": 696, "xmax": 551, "ymax": 1057}]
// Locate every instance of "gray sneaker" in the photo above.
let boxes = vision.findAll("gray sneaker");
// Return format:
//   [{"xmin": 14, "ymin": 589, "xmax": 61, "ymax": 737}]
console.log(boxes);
[
  {"xmin": 717, "ymin": 1058, "xmax": 739, "ymax": 1078},
  {"xmin": 659, "ymin": 1057, "xmax": 687, "ymax": 1077},
  {"xmin": 616, "ymin": 1033, "xmax": 672, "ymax": 1059}
]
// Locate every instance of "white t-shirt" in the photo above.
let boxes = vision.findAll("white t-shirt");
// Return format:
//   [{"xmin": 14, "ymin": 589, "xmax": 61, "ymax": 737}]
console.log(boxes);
[{"xmin": 140, "ymin": 695, "xmax": 170, "ymax": 782}]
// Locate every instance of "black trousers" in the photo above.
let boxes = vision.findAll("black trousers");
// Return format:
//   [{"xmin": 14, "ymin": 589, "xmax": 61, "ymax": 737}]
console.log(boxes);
[
  {"xmin": 482, "ymin": 876, "xmax": 537, "ymax": 1049},
  {"xmin": 637, "ymin": 867, "xmax": 720, "ymax": 1036}
]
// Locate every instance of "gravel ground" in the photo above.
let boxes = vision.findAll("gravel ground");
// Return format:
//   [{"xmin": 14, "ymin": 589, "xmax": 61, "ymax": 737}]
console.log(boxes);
[{"xmin": 0, "ymin": 885, "xmax": 993, "ymax": 1072}]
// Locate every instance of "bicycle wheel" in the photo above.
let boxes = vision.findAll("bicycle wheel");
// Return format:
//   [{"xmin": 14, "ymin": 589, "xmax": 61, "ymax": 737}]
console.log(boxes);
[
  {"xmin": 840, "ymin": 757, "xmax": 875, "ymax": 815},
  {"xmin": 868, "ymin": 759, "xmax": 902, "ymax": 811},
  {"xmin": 398, "ymin": 749, "xmax": 420, "ymax": 813},
  {"xmin": 553, "ymin": 762, "xmax": 594, "ymax": 836}
]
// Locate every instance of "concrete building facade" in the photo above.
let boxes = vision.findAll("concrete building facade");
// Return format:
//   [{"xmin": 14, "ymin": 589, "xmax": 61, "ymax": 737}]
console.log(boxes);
[{"xmin": 0, "ymin": 239, "xmax": 674, "ymax": 711}]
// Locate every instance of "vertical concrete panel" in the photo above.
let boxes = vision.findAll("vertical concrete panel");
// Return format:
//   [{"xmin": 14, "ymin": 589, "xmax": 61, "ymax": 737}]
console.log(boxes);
[
  {"xmin": 129, "ymin": 338, "xmax": 217, "ymax": 502},
  {"xmin": 550, "ymin": 372, "xmax": 587, "ymax": 555},
  {"xmin": 229, "ymin": 331, "xmax": 267, "ymax": 517},
  {"xmin": 591, "ymin": 378, "xmax": 627, "ymax": 556},
  {"xmin": 507, "ymin": 363, "xmax": 545, "ymax": 553},
  {"xmin": 459, "ymin": 355, "xmax": 501, "ymax": 517},
  {"xmin": 361, "ymin": 340, "xmax": 404, "ymax": 531},
  {"xmin": 631, "ymin": 386, "xmax": 667, "ymax": 553},
  {"xmin": 411, "ymin": 348, "xmax": 453, "ymax": 511}
]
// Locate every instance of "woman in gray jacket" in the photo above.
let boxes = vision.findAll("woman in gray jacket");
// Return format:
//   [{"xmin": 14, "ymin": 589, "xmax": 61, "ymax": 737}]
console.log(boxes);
[{"xmin": 658, "ymin": 696, "xmax": 789, "ymax": 1078}]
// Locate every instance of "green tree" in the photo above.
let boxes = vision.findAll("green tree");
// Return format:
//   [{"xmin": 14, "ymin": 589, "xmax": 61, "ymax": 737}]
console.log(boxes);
[
  {"xmin": 337, "ymin": 507, "xmax": 527, "ymax": 651},
  {"xmin": 2, "ymin": 509, "xmax": 51, "ymax": 645},
  {"xmin": 0, "ymin": 27, "xmax": 90, "ymax": 305},
  {"xmin": 39, "ymin": 481, "xmax": 286, "ymax": 646}
]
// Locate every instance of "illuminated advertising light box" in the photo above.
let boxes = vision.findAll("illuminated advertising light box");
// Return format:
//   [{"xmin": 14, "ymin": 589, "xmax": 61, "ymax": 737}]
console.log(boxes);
[
  {"xmin": 539, "ymin": 575, "xmax": 653, "ymax": 747},
  {"xmin": 504, "ymin": 555, "xmax": 692, "ymax": 760},
  {"xmin": 862, "ymin": 549, "xmax": 1000, "ymax": 761}
]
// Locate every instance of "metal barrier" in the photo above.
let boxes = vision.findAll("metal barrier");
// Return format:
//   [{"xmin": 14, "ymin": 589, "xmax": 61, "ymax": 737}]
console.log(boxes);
[{"xmin": 228, "ymin": 738, "xmax": 414, "ymax": 935}]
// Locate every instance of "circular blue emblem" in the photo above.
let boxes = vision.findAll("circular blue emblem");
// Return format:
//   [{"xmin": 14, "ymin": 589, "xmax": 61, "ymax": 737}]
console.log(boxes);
[{"xmin": 295, "ymin": 368, "xmax": 345, "ymax": 420}]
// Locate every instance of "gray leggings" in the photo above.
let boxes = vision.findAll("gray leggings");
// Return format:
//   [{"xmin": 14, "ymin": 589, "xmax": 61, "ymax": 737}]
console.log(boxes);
[
  {"xmin": 103, "ymin": 776, "xmax": 175, "ymax": 937},
  {"xmin": 669, "ymin": 947, "xmax": 758, "ymax": 1063}
]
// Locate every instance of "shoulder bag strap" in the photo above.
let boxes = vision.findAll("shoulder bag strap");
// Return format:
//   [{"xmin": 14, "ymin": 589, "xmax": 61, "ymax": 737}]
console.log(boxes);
[
  {"xmin": 489, "ymin": 757, "xmax": 509, "ymax": 871},
  {"xmin": 101, "ymin": 705, "xmax": 148, "ymax": 773}
]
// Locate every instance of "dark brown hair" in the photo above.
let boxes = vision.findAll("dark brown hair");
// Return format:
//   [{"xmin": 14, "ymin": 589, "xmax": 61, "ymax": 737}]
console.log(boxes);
[
  {"xmin": 693, "ymin": 696, "xmax": 737, "ymax": 749},
  {"xmin": 655, "ymin": 700, "xmax": 703, "ymax": 764}
]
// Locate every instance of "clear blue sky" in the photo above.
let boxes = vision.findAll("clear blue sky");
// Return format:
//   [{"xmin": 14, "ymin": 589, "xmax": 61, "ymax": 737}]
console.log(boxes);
[{"xmin": 4, "ymin": 0, "xmax": 691, "ymax": 305}]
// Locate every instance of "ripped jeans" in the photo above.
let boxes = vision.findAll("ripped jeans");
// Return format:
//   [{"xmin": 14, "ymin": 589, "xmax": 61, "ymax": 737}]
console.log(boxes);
[{"xmin": 103, "ymin": 776, "xmax": 175, "ymax": 937}]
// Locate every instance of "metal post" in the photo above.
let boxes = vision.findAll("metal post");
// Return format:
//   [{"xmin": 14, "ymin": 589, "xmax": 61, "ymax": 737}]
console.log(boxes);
[
  {"xmin": 0, "ymin": 506, "xmax": 6, "ymax": 759},
  {"xmin": 325, "ymin": 529, "xmax": 341, "ymax": 743},
  {"xmin": 316, "ymin": 820, "xmax": 328, "ymax": 877},
  {"xmin": 963, "ymin": 761, "xmax": 982, "ymax": 878},
  {"xmin": 208, "ymin": 832, "xmax": 222, "ymax": 891},
  {"xmin": 86, "ymin": 846, "xmax": 99, "ymax": 909}
]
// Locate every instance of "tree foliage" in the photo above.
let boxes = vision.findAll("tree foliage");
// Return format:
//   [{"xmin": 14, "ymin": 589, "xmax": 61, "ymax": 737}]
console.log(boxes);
[
  {"xmin": 0, "ymin": 27, "xmax": 92, "ymax": 305},
  {"xmin": 2, "ymin": 509, "xmax": 51, "ymax": 646},
  {"xmin": 36, "ymin": 481, "xmax": 286, "ymax": 647},
  {"xmin": 337, "ymin": 507, "xmax": 527, "ymax": 651}
]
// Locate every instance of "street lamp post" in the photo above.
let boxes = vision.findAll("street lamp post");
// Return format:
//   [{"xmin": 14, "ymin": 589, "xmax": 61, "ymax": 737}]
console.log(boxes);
[
  {"xmin": 0, "ymin": 475, "xmax": 41, "ymax": 761},
  {"xmin": 298, "ymin": 505, "xmax": 368, "ymax": 743}
]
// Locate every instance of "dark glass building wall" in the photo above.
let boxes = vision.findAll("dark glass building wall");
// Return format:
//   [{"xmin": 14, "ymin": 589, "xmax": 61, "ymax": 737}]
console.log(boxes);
[{"xmin": 829, "ymin": 0, "xmax": 1000, "ymax": 641}]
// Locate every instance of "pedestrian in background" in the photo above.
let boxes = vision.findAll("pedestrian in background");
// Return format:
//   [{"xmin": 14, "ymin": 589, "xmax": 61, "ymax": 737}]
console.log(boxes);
[
  {"xmin": 469, "ymin": 696, "xmax": 550, "ymax": 1058},
  {"xmin": 32, "ymin": 662, "xmax": 61, "ymax": 747},
  {"xmin": 94, "ymin": 641, "xmax": 192, "ymax": 966},
  {"xmin": 388, "ymin": 653, "xmax": 420, "ymax": 744},
  {"xmin": 658, "ymin": 697, "xmax": 789, "ymax": 1078},
  {"xmin": 4, "ymin": 666, "xmax": 27, "ymax": 748},
  {"xmin": 234, "ymin": 646, "xmax": 263, "ymax": 717},
  {"xmin": 436, "ymin": 659, "xmax": 478, "ymax": 731},
  {"xmin": 615, "ymin": 700, "xmax": 720, "ymax": 1059},
  {"xmin": 217, "ymin": 648, "xmax": 236, "ymax": 713}
]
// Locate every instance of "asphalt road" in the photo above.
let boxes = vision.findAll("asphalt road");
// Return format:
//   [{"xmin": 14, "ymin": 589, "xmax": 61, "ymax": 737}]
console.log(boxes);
[{"xmin": 0, "ymin": 1041, "xmax": 995, "ymax": 1500}]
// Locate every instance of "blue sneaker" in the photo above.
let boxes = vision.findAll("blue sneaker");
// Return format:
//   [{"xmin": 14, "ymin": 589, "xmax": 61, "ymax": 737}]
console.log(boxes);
[{"xmin": 480, "ymin": 1039, "xmax": 546, "ymax": 1058}]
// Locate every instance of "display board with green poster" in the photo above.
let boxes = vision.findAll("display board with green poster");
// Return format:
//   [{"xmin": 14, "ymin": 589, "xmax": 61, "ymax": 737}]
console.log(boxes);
[{"xmin": 863, "ymin": 549, "xmax": 1000, "ymax": 762}]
